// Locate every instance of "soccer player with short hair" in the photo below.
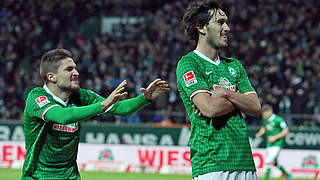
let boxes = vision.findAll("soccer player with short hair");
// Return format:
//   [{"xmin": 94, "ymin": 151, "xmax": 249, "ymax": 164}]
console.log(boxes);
[
  {"xmin": 176, "ymin": 0, "xmax": 261, "ymax": 179},
  {"xmin": 256, "ymin": 104, "xmax": 291, "ymax": 180},
  {"xmin": 22, "ymin": 48, "xmax": 170, "ymax": 179}
]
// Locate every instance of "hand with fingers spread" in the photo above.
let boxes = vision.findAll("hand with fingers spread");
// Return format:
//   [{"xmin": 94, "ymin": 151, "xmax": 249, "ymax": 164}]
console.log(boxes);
[
  {"xmin": 101, "ymin": 80, "xmax": 128, "ymax": 111},
  {"xmin": 140, "ymin": 79, "xmax": 170, "ymax": 101}
]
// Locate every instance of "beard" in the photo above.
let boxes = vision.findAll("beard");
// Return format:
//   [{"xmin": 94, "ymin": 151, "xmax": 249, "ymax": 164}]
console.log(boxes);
[
  {"xmin": 70, "ymin": 84, "xmax": 80, "ymax": 92},
  {"xmin": 213, "ymin": 41, "xmax": 228, "ymax": 49},
  {"xmin": 207, "ymin": 36, "xmax": 228, "ymax": 49},
  {"xmin": 59, "ymin": 82, "xmax": 80, "ymax": 93}
]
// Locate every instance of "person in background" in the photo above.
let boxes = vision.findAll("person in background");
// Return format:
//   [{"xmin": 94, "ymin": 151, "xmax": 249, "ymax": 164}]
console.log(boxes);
[{"xmin": 256, "ymin": 104, "xmax": 291, "ymax": 180}]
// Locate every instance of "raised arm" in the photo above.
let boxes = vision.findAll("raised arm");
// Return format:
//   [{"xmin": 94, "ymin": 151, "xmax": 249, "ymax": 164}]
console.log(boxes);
[
  {"xmin": 107, "ymin": 79, "xmax": 170, "ymax": 116},
  {"xmin": 45, "ymin": 103, "xmax": 104, "ymax": 124},
  {"xmin": 45, "ymin": 80, "xmax": 129, "ymax": 124}
]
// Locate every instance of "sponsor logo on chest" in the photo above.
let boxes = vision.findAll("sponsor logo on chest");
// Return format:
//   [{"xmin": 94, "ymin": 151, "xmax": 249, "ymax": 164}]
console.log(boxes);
[
  {"xmin": 266, "ymin": 123, "xmax": 275, "ymax": 131},
  {"xmin": 52, "ymin": 123, "xmax": 79, "ymax": 133},
  {"xmin": 213, "ymin": 77, "xmax": 236, "ymax": 91}
]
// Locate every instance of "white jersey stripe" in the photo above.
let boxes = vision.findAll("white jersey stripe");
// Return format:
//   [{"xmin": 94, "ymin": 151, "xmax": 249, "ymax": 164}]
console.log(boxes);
[
  {"xmin": 190, "ymin": 89, "xmax": 212, "ymax": 101},
  {"xmin": 41, "ymin": 104, "xmax": 60, "ymax": 121}
]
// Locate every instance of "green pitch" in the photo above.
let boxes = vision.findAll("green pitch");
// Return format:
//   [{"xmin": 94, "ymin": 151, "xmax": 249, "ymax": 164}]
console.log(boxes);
[{"xmin": 0, "ymin": 168, "xmax": 309, "ymax": 180}]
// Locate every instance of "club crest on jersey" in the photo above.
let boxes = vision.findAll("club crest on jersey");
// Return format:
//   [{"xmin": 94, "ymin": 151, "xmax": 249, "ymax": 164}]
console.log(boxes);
[
  {"xmin": 183, "ymin": 70, "xmax": 197, "ymax": 87},
  {"xmin": 213, "ymin": 77, "xmax": 237, "ymax": 91},
  {"xmin": 266, "ymin": 124, "xmax": 274, "ymax": 131},
  {"xmin": 228, "ymin": 66, "xmax": 237, "ymax": 78},
  {"xmin": 35, "ymin": 96, "xmax": 50, "ymax": 107}
]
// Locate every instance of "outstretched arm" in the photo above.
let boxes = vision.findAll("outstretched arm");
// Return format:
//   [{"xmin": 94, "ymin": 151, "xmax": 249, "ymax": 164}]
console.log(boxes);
[
  {"xmin": 100, "ymin": 80, "xmax": 128, "ymax": 111},
  {"xmin": 45, "ymin": 103, "xmax": 104, "ymax": 124},
  {"xmin": 108, "ymin": 79, "xmax": 170, "ymax": 116},
  {"xmin": 45, "ymin": 80, "xmax": 129, "ymax": 124},
  {"xmin": 140, "ymin": 79, "xmax": 170, "ymax": 101}
]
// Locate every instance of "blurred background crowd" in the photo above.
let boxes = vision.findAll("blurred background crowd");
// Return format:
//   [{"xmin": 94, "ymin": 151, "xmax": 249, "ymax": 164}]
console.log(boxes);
[{"xmin": 1, "ymin": 0, "xmax": 320, "ymax": 127}]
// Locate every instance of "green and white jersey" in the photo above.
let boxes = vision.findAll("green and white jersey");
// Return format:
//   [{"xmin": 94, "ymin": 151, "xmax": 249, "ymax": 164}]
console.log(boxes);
[
  {"xmin": 263, "ymin": 114, "xmax": 288, "ymax": 148},
  {"xmin": 176, "ymin": 50, "xmax": 256, "ymax": 177},
  {"xmin": 22, "ymin": 84, "xmax": 150, "ymax": 179},
  {"xmin": 22, "ymin": 85, "xmax": 105, "ymax": 179}
]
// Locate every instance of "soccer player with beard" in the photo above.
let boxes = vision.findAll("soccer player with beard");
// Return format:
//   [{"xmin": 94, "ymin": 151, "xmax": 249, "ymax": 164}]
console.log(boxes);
[
  {"xmin": 22, "ymin": 48, "xmax": 170, "ymax": 179},
  {"xmin": 176, "ymin": 0, "xmax": 261, "ymax": 179}
]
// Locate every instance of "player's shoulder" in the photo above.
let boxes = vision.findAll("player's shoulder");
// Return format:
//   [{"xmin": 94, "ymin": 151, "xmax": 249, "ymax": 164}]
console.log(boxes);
[
  {"xmin": 25, "ymin": 87, "xmax": 54, "ymax": 108},
  {"xmin": 275, "ymin": 114, "xmax": 284, "ymax": 121},
  {"xmin": 78, "ymin": 88, "xmax": 102, "ymax": 97},
  {"xmin": 220, "ymin": 56, "xmax": 241, "ymax": 64},
  {"xmin": 78, "ymin": 88, "xmax": 92, "ymax": 95},
  {"xmin": 177, "ymin": 52, "xmax": 197, "ymax": 65},
  {"xmin": 71, "ymin": 88, "xmax": 104, "ymax": 105},
  {"xmin": 27, "ymin": 87, "xmax": 49, "ymax": 98}
]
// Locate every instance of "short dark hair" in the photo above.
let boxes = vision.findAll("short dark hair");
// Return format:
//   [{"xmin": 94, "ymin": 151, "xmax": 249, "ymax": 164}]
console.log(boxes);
[
  {"xmin": 182, "ymin": 0, "xmax": 223, "ymax": 45},
  {"xmin": 40, "ymin": 48, "xmax": 73, "ymax": 82}
]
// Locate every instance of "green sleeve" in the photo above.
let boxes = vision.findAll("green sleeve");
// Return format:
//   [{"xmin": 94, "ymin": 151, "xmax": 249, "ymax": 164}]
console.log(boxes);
[
  {"xmin": 236, "ymin": 60, "xmax": 256, "ymax": 94},
  {"xmin": 77, "ymin": 89, "xmax": 105, "ymax": 105},
  {"xmin": 45, "ymin": 102, "xmax": 103, "ymax": 124},
  {"xmin": 176, "ymin": 56, "xmax": 210, "ymax": 100},
  {"xmin": 107, "ymin": 94, "xmax": 151, "ymax": 116}
]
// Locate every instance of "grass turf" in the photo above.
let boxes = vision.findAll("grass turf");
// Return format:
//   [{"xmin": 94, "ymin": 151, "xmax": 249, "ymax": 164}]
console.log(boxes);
[{"xmin": 0, "ymin": 168, "xmax": 309, "ymax": 180}]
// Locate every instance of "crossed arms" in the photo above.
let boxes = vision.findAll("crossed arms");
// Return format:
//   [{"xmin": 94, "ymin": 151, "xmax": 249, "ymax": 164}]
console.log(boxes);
[{"xmin": 192, "ymin": 87, "xmax": 261, "ymax": 118}]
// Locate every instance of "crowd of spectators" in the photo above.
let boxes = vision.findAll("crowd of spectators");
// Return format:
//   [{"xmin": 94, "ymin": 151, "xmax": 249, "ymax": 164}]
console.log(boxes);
[{"xmin": 1, "ymin": 0, "xmax": 320, "ymax": 127}]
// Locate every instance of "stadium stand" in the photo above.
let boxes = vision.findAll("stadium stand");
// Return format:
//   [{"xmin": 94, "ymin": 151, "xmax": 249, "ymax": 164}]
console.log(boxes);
[{"xmin": 1, "ymin": 0, "xmax": 320, "ymax": 127}]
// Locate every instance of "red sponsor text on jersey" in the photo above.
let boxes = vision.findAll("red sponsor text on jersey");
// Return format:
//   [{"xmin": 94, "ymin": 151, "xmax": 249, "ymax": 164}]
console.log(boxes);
[
  {"xmin": 213, "ymin": 85, "xmax": 237, "ymax": 91},
  {"xmin": 52, "ymin": 124, "xmax": 79, "ymax": 133}
]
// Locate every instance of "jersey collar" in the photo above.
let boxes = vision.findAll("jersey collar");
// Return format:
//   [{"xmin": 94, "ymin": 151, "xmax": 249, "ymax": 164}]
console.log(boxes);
[
  {"xmin": 193, "ymin": 50, "xmax": 220, "ymax": 65},
  {"xmin": 43, "ymin": 84, "xmax": 68, "ymax": 107},
  {"xmin": 267, "ymin": 114, "xmax": 276, "ymax": 121}
]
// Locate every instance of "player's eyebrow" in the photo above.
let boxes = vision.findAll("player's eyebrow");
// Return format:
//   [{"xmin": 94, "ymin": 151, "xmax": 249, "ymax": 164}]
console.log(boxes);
[
  {"xmin": 216, "ymin": 18, "xmax": 228, "ymax": 23},
  {"xmin": 212, "ymin": 9, "xmax": 228, "ymax": 23},
  {"xmin": 64, "ymin": 65, "xmax": 76, "ymax": 70}
]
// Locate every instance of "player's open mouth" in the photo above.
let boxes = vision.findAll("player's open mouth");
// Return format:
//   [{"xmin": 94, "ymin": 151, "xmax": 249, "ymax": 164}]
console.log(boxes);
[
  {"xmin": 222, "ymin": 35, "xmax": 228, "ymax": 41},
  {"xmin": 71, "ymin": 78, "xmax": 78, "ymax": 83}
]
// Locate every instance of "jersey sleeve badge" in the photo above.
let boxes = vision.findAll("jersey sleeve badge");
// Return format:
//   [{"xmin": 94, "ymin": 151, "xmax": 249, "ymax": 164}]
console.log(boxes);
[
  {"xmin": 35, "ymin": 96, "xmax": 50, "ymax": 107},
  {"xmin": 183, "ymin": 70, "xmax": 198, "ymax": 87}
]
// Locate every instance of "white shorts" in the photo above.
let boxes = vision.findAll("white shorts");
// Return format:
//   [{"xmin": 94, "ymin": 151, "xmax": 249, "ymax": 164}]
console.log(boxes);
[
  {"xmin": 266, "ymin": 146, "xmax": 281, "ymax": 164},
  {"xmin": 192, "ymin": 171, "xmax": 257, "ymax": 180}
]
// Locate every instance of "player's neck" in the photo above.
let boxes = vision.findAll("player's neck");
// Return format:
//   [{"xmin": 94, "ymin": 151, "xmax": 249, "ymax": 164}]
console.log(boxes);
[
  {"xmin": 195, "ymin": 43, "xmax": 219, "ymax": 61},
  {"xmin": 46, "ymin": 84, "xmax": 71, "ymax": 102}
]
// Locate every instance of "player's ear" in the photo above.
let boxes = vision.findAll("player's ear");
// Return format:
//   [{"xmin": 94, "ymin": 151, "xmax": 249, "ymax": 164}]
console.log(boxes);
[
  {"xmin": 197, "ymin": 26, "xmax": 206, "ymax": 35},
  {"xmin": 47, "ymin": 72, "xmax": 56, "ymax": 83}
]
